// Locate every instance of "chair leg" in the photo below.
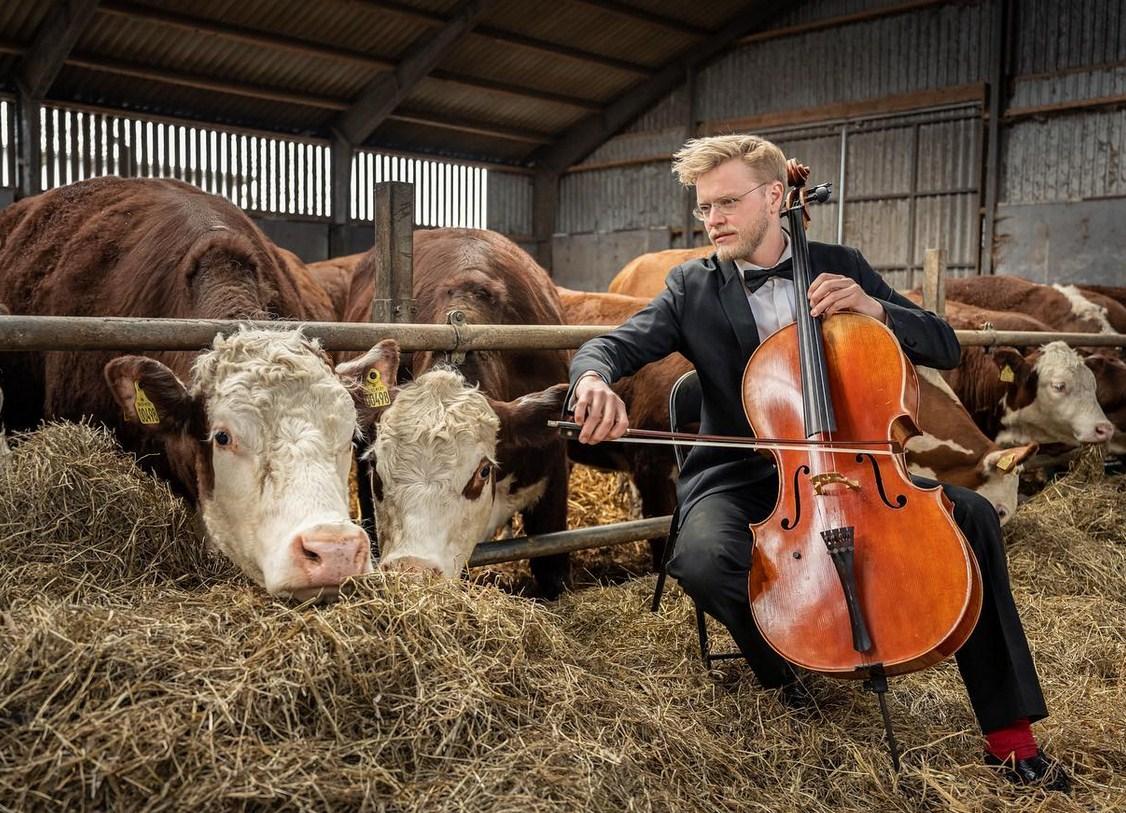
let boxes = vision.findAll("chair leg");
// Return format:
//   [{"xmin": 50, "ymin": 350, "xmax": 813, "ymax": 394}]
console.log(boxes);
[
  {"xmin": 695, "ymin": 602, "xmax": 711, "ymax": 665},
  {"xmin": 650, "ymin": 506, "xmax": 680, "ymax": 613}
]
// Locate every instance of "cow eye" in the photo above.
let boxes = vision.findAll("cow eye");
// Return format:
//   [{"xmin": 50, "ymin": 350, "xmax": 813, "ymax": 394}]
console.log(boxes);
[
  {"xmin": 213, "ymin": 430, "xmax": 232, "ymax": 447},
  {"xmin": 479, "ymin": 463, "xmax": 492, "ymax": 480}
]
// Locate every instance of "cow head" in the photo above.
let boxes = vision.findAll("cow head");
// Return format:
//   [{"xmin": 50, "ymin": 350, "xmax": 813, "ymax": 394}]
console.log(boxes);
[
  {"xmin": 1085, "ymin": 352, "xmax": 1126, "ymax": 455},
  {"xmin": 975, "ymin": 444, "xmax": 1038, "ymax": 525},
  {"xmin": 992, "ymin": 342, "xmax": 1115, "ymax": 447},
  {"xmin": 104, "ymin": 328, "xmax": 386, "ymax": 601},
  {"xmin": 357, "ymin": 367, "xmax": 567, "ymax": 577}
]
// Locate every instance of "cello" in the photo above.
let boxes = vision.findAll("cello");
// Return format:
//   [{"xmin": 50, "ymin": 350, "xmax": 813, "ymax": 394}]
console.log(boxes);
[{"xmin": 553, "ymin": 159, "xmax": 983, "ymax": 768}]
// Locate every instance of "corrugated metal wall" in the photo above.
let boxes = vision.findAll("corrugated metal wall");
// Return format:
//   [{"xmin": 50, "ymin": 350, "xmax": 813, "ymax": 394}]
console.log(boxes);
[
  {"xmin": 487, "ymin": 170, "xmax": 533, "ymax": 239},
  {"xmin": 554, "ymin": 0, "xmax": 1126, "ymax": 289}
]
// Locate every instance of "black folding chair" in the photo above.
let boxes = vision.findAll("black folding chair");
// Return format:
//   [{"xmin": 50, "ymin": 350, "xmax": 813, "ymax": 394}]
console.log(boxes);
[{"xmin": 649, "ymin": 370, "xmax": 742, "ymax": 666}]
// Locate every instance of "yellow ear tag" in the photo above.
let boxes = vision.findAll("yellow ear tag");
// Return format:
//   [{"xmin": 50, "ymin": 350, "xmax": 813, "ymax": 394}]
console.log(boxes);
[
  {"xmin": 995, "ymin": 451, "xmax": 1017, "ymax": 473},
  {"xmin": 132, "ymin": 381, "xmax": 160, "ymax": 425},
  {"xmin": 999, "ymin": 365, "xmax": 1015, "ymax": 383},
  {"xmin": 362, "ymin": 369, "xmax": 391, "ymax": 408}
]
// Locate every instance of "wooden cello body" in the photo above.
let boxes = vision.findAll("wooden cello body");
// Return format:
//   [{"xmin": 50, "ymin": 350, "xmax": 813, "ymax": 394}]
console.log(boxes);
[{"xmin": 744, "ymin": 162, "xmax": 983, "ymax": 680}]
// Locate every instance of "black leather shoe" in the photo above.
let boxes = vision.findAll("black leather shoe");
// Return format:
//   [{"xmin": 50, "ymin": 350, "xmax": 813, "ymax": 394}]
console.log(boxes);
[{"xmin": 984, "ymin": 752, "xmax": 1071, "ymax": 792}]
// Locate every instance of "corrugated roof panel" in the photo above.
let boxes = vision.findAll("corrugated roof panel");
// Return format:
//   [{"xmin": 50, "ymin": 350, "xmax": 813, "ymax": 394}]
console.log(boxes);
[
  {"xmin": 79, "ymin": 14, "xmax": 376, "ymax": 101},
  {"xmin": 486, "ymin": 0, "xmax": 696, "ymax": 68},
  {"xmin": 0, "ymin": 2, "xmax": 48, "ymax": 41},
  {"xmin": 625, "ymin": 0, "xmax": 767, "ymax": 31},
  {"xmin": 406, "ymin": 78, "xmax": 585, "ymax": 134},
  {"xmin": 372, "ymin": 119, "xmax": 533, "ymax": 165},
  {"xmin": 440, "ymin": 36, "xmax": 639, "ymax": 104},
  {"xmin": 51, "ymin": 65, "xmax": 331, "ymax": 135}
]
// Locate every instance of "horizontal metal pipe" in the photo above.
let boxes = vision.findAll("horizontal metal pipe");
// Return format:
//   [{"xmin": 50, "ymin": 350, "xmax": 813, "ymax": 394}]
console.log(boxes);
[
  {"xmin": 953, "ymin": 329, "xmax": 1126, "ymax": 347},
  {"xmin": 0, "ymin": 315, "xmax": 607, "ymax": 352},
  {"xmin": 0, "ymin": 316, "xmax": 1123, "ymax": 353},
  {"xmin": 468, "ymin": 516, "xmax": 673, "ymax": 567}
]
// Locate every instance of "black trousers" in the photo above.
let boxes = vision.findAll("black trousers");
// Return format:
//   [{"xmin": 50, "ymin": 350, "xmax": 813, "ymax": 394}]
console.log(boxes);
[{"xmin": 667, "ymin": 476, "xmax": 1048, "ymax": 733}]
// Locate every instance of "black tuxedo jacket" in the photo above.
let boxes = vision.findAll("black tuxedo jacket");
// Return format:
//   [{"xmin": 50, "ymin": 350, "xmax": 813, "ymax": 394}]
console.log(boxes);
[{"xmin": 568, "ymin": 242, "xmax": 961, "ymax": 516}]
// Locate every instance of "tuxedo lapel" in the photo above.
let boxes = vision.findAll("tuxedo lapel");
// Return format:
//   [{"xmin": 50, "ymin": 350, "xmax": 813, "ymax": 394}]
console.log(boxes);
[{"xmin": 715, "ymin": 258, "xmax": 759, "ymax": 360}]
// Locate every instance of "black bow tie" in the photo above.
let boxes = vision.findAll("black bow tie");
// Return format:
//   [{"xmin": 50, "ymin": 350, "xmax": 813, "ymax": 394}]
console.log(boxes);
[{"xmin": 742, "ymin": 259, "xmax": 794, "ymax": 294}]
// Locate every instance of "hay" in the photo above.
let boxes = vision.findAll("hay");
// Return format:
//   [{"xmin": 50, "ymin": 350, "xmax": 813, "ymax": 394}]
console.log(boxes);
[
  {"xmin": 0, "ymin": 422, "xmax": 240, "ymax": 600},
  {"xmin": 0, "ymin": 423, "xmax": 1124, "ymax": 811}
]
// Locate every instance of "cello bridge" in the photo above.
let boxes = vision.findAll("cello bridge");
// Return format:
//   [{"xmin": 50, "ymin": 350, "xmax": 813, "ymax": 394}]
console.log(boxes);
[{"xmin": 811, "ymin": 471, "xmax": 860, "ymax": 495}]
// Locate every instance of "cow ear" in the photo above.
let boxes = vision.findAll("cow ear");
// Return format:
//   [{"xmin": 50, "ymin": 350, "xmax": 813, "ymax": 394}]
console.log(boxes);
[
  {"xmin": 983, "ymin": 442, "xmax": 1038, "ymax": 473},
  {"xmin": 492, "ymin": 384, "xmax": 569, "ymax": 452},
  {"xmin": 988, "ymin": 347, "xmax": 1030, "ymax": 384},
  {"xmin": 336, "ymin": 339, "xmax": 401, "ymax": 431},
  {"xmin": 104, "ymin": 356, "xmax": 201, "ymax": 435}
]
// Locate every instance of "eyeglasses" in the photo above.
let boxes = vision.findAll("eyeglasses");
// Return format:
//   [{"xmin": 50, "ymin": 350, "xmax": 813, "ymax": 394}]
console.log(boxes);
[{"xmin": 692, "ymin": 181, "xmax": 769, "ymax": 221}]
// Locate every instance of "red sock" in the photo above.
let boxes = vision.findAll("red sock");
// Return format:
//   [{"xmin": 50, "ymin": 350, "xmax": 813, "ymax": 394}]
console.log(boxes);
[{"xmin": 985, "ymin": 718, "xmax": 1039, "ymax": 761}]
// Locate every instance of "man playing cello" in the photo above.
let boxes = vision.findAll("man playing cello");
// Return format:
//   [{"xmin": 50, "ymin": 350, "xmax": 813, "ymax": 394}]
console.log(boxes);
[{"xmin": 567, "ymin": 134, "xmax": 1068, "ymax": 791}]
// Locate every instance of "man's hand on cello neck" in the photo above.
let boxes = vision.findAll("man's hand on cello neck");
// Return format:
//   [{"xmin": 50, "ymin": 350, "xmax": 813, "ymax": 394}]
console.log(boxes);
[{"xmin": 572, "ymin": 372, "xmax": 630, "ymax": 444}]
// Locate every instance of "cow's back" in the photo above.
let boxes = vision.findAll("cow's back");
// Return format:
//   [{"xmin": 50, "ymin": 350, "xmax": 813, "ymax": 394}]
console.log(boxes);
[
  {"xmin": 944, "ymin": 275, "xmax": 1109, "ymax": 333},
  {"xmin": 608, "ymin": 247, "xmax": 712, "ymax": 299}
]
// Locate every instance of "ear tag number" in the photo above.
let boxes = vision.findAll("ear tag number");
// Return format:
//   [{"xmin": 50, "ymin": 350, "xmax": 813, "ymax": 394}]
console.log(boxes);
[
  {"xmin": 133, "ymin": 382, "xmax": 161, "ymax": 425},
  {"xmin": 363, "ymin": 369, "xmax": 391, "ymax": 408},
  {"xmin": 996, "ymin": 451, "xmax": 1016, "ymax": 473},
  {"xmin": 999, "ymin": 365, "xmax": 1015, "ymax": 383}
]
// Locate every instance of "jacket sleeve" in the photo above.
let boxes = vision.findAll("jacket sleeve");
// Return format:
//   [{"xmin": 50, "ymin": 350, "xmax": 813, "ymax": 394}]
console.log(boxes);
[
  {"xmin": 565, "ymin": 265, "xmax": 687, "ymax": 410},
  {"xmin": 849, "ymin": 247, "xmax": 961, "ymax": 370}
]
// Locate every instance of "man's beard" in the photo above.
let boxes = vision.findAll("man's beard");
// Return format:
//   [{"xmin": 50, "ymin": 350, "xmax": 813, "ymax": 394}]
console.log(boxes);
[{"xmin": 712, "ymin": 212, "xmax": 769, "ymax": 263}]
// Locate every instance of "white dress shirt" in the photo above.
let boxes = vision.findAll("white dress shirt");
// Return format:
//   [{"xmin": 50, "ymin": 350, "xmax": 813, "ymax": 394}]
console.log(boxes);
[{"xmin": 735, "ymin": 231, "xmax": 797, "ymax": 344}]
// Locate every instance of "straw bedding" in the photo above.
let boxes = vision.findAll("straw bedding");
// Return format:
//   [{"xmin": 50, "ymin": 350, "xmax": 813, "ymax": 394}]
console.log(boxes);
[{"xmin": 0, "ymin": 423, "xmax": 1123, "ymax": 812}]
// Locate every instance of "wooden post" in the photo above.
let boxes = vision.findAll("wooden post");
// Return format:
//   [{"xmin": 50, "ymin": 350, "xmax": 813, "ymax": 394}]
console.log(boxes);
[
  {"xmin": 532, "ymin": 169, "xmax": 557, "ymax": 272},
  {"xmin": 328, "ymin": 134, "xmax": 352, "ymax": 258},
  {"xmin": 371, "ymin": 181, "xmax": 415, "ymax": 323},
  {"xmin": 922, "ymin": 248, "xmax": 946, "ymax": 317}
]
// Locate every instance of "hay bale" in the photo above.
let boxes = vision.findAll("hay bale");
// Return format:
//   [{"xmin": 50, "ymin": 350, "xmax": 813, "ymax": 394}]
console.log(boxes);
[
  {"xmin": 0, "ymin": 424, "xmax": 1124, "ymax": 811},
  {"xmin": 0, "ymin": 422, "xmax": 239, "ymax": 599}
]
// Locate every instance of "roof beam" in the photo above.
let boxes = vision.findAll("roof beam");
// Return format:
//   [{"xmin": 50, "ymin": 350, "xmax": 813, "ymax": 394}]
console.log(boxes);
[
  {"xmin": 334, "ymin": 0, "xmax": 498, "ymax": 145},
  {"xmin": 20, "ymin": 0, "xmax": 101, "ymax": 99},
  {"xmin": 567, "ymin": 0, "xmax": 709, "ymax": 37},
  {"xmin": 98, "ymin": 1, "xmax": 600, "ymax": 111},
  {"xmin": 530, "ymin": 2, "xmax": 803, "ymax": 172},
  {"xmin": 389, "ymin": 110, "xmax": 551, "ymax": 144},
  {"xmin": 359, "ymin": 0, "xmax": 652, "ymax": 75}
]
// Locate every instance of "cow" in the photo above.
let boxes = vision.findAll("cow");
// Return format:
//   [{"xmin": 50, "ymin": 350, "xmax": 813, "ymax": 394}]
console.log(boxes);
[
  {"xmin": 340, "ymin": 229, "xmax": 573, "ymax": 597},
  {"xmin": 941, "ymin": 342, "xmax": 1115, "ymax": 448},
  {"xmin": 307, "ymin": 252, "xmax": 365, "ymax": 320},
  {"xmin": 1078, "ymin": 284, "xmax": 1126, "ymax": 311},
  {"xmin": 907, "ymin": 368, "xmax": 1037, "ymax": 525},
  {"xmin": 607, "ymin": 246, "xmax": 711, "ymax": 299},
  {"xmin": 1068, "ymin": 286, "xmax": 1126, "ymax": 334},
  {"xmin": 556, "ymin": 287, "xmax": 1035, "ymax": 534},
  {"xmin": 943, "ymin": 275, "xmax": 1124, "ymax": 336},
  {"xmin": 1084, "ymin": 352, "xmax": 1126, "ymax": 456},
  {"xmin": 0, "ymin": 177, "xmax": 378, "ymax": 600},
  {"xmin": 903, "ymin": 291, "xmax": 1052, "ymax": 333}
]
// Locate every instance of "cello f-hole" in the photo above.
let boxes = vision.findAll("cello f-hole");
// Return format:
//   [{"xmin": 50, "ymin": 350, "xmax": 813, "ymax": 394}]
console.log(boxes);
[
  {"xmin": 856, "ymin": 453, "xmax": 908, "ymax": 510},
  {"xmin": 780, "ymin": 464, "xmax": 810, "ymax": 530}
]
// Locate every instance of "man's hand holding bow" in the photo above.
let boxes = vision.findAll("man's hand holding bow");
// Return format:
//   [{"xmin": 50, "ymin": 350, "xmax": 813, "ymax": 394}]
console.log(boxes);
[{"xmin": 572, "ymin": 373, "xmax": 629, "ymax": 444}]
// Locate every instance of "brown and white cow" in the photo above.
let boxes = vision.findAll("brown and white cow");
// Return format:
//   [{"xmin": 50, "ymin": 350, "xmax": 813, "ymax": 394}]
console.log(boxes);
[
  {"xmin": 607, "ymin": 247, "xmax": 712, "ymax": 299},
  {"xmin": 1084, "ymin": 352, "xmax": 1126, "ymax": 456},
  {"xmin": 341, "ymin": 229, "xmax": 573, "ymax": 597},
  {"xmin": 0, "ymin": 177, "xmax": 375, "ymax": 600},
  {"xmin": 942, "ymin": 342, "xmax": 1115, "ymax": 448},
  {"xmin": 944, "ymin": 275, "xmax": 1124, "ymax": 336},
  {"xmin": 1078, "ymin": 284, "xmax": 1126, "ymax": 311},
  {"xmin": 907, "ymin": 368, "xmax": 1037, "ymax": 525}
]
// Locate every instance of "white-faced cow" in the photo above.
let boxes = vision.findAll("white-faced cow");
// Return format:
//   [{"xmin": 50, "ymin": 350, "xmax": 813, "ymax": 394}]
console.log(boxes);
[
  {"xmin": 0, "ymin": 177, "xmax": 375, "ymax": 600},
  {"xmin": 341, "ymin": 229, "xmax": 573, "ymax": 597},
  {"xmin": 942, "ymin": 342, "xmax": 1115, "ymax": 448},
  {"xmin": 907, "ymin": 368, "xmax": 1037, "ymax": 525},
  {"xmin": 1084, "ymin": 352, "xmax": 1126, "ymax": 456}
]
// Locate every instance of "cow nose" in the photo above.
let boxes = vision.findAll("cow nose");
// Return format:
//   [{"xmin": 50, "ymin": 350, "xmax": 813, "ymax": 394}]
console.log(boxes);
[
  {"xmin": 379, "ymin": 555, "xmax": 443, "ymax": 577},
  {"xmin": 293, "ymin": 524, "xmax": 372, "ymax": 586},
  {"xmin": 1092, "ymin": 421, "xmax": 1115, "ymax": 443}
]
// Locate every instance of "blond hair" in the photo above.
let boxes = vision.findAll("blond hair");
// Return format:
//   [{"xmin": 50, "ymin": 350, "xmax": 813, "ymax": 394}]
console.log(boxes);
[{"xmin": 671, "ymin": 135, "xmax": 786, "ymax": 187}]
